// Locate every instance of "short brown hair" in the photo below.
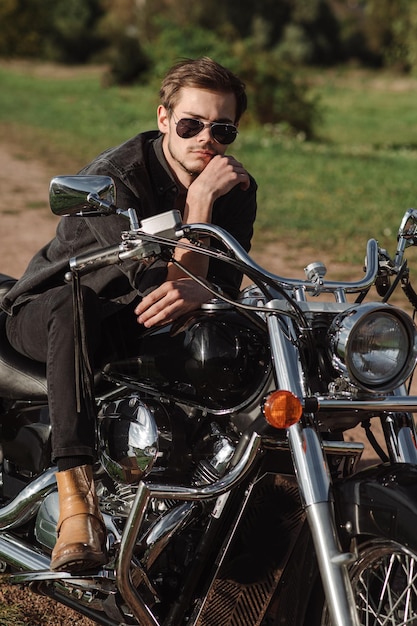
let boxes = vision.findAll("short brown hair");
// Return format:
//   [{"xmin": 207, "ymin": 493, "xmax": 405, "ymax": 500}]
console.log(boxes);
[{"xmin": 159, "ymin": 57, "xmax": 247, "ymax": 124}]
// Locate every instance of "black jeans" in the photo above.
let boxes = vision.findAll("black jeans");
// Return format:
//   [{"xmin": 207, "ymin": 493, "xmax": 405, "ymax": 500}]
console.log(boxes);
[{"xmin": 6, "ymin": 283, "xmax": 140, "ymax": 462}]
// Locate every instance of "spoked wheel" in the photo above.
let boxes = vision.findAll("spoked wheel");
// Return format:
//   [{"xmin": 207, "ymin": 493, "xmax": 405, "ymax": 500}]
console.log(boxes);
[{"xmin": 321, "ymin": 539, "xmax": 417, "ymax": 625}]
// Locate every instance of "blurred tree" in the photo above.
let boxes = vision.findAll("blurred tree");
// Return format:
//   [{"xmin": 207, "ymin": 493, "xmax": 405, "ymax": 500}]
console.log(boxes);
[
  {"xmin": 98, "ymin": 0, "xmax": 150, "ymax": 84},
  {"xmin": 330, "ymin": 0, "xmax": 417, "ymax": 72},
  {"xmin": 102, "ymin": 33, "xmax": 150, "ymax": 85},
  {"xmin": 2, "ymin": 0, "xmax": 417, "ymax": 73},
  {"xmin": 0, "ymin": 0, "xmax": 105, "ymax": 62},
  {"xmin": 0, "ymin": 0, "xmax": 49, "ymax": 57},
  {"xmin": 364, "ymin": 0, "xmax": 417, "ymax": 73},
  {"xmin": 330, "ymin": 0, "xmax": 379, "ymax": 66},
  {"xmin": 221, "ymin": 0, "xmax": 292, "ymax": 43},
  {"xmin": 45, "ymin": 0, "xmax": 105, "ymax": 63},
  {"xmin": 5, "ymin": 0, "xmax": 417, "ymax": 134},
  {"xmin": 293, "ymin": 0, "xmax": 341, "ymax": 64},
  {"xmin": 234, "ymin": 40, "xmax": 321, "ymax": 137},
  {"xmin": 107, "ymin": 0, "xmax": 322, "ymax": 136}
]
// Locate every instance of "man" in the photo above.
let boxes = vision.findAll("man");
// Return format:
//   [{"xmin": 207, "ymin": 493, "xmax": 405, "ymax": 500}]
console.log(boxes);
[{"xmin": 1, "ymin": 57, "xmax": 257, "ymax": 572}]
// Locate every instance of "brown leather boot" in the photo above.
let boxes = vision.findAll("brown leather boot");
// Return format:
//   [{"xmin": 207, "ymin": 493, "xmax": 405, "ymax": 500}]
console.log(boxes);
[{"xmin": 51, "ymin": 465, "xmax": 107, "ymax": 572}]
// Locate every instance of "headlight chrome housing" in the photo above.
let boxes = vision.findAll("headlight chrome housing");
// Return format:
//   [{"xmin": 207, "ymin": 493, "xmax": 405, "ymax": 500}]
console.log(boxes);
[{"xmin": 328, "ymin": 302, "xmax": 417, "ymax": 393}]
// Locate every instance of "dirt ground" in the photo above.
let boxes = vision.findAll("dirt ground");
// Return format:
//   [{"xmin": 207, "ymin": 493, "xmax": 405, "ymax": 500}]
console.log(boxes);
[{"xmin": 0, "ymin": 140, "xmax": 386, "ymax": 624}]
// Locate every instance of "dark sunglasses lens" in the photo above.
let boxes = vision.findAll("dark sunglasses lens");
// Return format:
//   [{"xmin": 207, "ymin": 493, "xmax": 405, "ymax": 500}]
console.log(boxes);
[
  {"xmin": 211, "ymin": 123, "xmax": 238, "ymax": 145},
  {"xmin": 175, "ymin": 118, "xmax": 238, "ymax": 144},
  {"xmin": 176, "ymin": 118, "xmax": 204, "ymax": 138}
]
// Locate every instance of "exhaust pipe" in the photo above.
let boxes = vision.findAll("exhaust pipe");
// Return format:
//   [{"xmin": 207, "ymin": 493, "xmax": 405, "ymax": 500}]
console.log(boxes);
[
  {"xmin": 0, "ymin": 531, "xmax": 50, "ymax": 572},
  {"xmin": 0, "ymin": 467, "xmax": 56, "ymax": 530},
  {"xmin": 0, "ymin": 468, "xmax": 56, "ymax": 577}
]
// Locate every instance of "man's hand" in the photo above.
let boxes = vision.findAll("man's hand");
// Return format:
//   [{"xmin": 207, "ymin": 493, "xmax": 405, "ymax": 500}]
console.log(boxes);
[
  {"xmin": 135, "ymin": 278, "xmax": 211, "ymax": 328},
  {"xmin": 187, "ymin": 154, "xmax": 250, "ymax": 209}
]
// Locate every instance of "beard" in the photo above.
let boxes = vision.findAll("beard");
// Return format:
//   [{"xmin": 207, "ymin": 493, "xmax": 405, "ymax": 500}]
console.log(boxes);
[{"xmin": 166, "ymin": 136, "xmax": 219, "ymax": 178}]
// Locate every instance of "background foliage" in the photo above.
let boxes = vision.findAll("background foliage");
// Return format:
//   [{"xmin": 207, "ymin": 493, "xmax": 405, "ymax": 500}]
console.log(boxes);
[
  {"xmin": 1, "ymin": 1, "xmax": 417, "ymax": 138},
  {"xmin": 1, "ymin": 63, "xmax": 417, "ymax": 269},
  {"xmin": 1, "ymin": 1, "xmax": 417, "ymax": 270}
]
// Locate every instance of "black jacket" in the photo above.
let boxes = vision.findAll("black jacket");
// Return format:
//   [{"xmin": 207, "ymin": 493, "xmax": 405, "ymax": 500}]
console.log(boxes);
[{"xmin": 2, "ymin": 131, "xmax": 257, "ymax": 315}]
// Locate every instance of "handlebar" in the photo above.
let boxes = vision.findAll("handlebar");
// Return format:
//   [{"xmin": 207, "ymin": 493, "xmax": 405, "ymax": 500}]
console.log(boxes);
[
  {"xmin": 49, "ymin": 173, "xmax": 417, "ymax": 303},
  {"xmin": 183, "ymin": 223, "xmax": 380, "ymax": 295},
  {"xmin": 66, "ymin": 214, "xmax": 380, "ymax": 297}
]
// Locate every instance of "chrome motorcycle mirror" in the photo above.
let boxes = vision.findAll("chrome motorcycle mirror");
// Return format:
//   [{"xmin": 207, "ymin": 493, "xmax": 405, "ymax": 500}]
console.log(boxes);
[
  {"xmin": 49, "ymin": 175, "xmax": 116, "ymax": 217},
  {"xmin": 398, "ymin": 209, "xmax": 417, "ymax": 244},
  {"xmin": 394, "ymin": 208, "xmax": 417, "ymax": 268}
]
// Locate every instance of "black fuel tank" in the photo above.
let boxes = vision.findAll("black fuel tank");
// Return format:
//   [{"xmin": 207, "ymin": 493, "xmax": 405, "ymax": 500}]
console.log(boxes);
[{"xmin": 103, "ymin": 304, "xmax": 270, "ymax": 413}]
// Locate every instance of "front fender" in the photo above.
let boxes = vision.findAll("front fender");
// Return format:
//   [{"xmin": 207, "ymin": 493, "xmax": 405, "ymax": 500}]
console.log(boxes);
[{"xmin": 334, "ymin": 463, "xmax": 417, "ymax": 551}]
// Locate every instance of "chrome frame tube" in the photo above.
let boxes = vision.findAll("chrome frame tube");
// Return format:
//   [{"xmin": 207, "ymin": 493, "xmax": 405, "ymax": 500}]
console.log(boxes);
[
  {"xmin": 115, "ymin": 433, "xmax": 262, "ymax": 626},
  {"xmin": 317, "ymin": 396, "xmax": 417, "ymax": 411},
  {"xmin": 383, "ymin": 414, "xmax": 401, "ymax": 461},
  {"xmin": 397, "ymin": 427, "xmax": 417, "ymax": 463},
  {"xmin": 318, "ymin": 396, "xmax": 417, "ymax": 465}
]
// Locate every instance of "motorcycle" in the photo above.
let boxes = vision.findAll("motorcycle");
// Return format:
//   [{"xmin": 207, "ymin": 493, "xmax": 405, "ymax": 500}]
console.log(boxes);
[{"xmin": 0, "ymin": 175, "xmax": 417, "ymax": 625}]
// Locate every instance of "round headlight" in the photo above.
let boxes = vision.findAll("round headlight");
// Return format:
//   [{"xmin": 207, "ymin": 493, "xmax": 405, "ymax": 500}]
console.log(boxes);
[{"xmin": 328, "ymin": 302, "xmax": 417, "ymax": 392}]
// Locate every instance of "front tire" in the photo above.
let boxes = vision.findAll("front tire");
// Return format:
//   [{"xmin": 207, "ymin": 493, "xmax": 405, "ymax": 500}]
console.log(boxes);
[{"xmin": 320, "ymin": 538, "xmax": 417, "ymax": 625}]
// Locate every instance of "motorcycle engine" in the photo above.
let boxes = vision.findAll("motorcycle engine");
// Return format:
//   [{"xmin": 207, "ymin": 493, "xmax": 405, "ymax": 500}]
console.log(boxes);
[{"xmin": 97, "ymin": 394, "xmax": 174, "ymax": 484}]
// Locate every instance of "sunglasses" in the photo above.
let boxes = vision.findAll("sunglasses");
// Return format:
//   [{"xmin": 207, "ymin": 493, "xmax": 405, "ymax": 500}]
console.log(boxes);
[{"xmin": 172, "ymin": 113, "xmax": 238, "ymax": 145}]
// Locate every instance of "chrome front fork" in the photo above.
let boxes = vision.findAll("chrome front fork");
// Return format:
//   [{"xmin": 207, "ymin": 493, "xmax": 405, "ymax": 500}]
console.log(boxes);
[
  {"xmin": 383, "ymin": 387, "xmax": 417, "ymax": 464},
  {"xmin": 267, "ymin": 311, "xmax": 360, "ymax": 626},
  {"xmin": 289, "ymin": 424, "xmax": 359, "ymax": 626}
]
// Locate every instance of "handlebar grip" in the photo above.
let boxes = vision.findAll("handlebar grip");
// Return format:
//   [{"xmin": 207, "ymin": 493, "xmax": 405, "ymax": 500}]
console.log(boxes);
[
  {"xmin": 69, "ymin": 244, "xmax": 124, "ymax": 274},
  {"xmin": 66, "ymin": 237, "xmax": 163, "ymax": 281}
]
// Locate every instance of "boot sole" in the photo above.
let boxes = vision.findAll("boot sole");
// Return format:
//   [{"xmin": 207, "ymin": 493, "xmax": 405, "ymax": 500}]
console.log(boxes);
[{"xmin": 51, "ymin": 551, "xmax": 107, "ymax": 573}]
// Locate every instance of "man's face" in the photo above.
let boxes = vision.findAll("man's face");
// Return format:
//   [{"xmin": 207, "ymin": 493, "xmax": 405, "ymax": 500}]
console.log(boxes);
[{"xmin": 158, "ymin": 87, "xmax": 237, "ymax": 187}]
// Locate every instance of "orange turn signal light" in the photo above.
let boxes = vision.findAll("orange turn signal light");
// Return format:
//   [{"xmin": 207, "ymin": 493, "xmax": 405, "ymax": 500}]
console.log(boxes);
[{"xmin": 263, "ymin": 390, "xmax": 303, "ymax": 429}]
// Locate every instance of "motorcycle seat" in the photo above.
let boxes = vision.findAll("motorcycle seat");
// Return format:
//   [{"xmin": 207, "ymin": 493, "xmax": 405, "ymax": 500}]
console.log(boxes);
[
  {"xmin": 0, "ymin": 274, "xmax": 110, "ymax": 401},
  {"xmin": 0, "ymin": 312, "xmax": 48, "ymax": 400},
  {"xmin": 0, "ymin": 274, "xmax": 48, "ymax": 400}
]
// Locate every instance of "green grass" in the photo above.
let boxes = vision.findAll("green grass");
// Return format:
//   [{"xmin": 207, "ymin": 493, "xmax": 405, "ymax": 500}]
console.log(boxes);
[
  {"xmin": 238, "ymin": 69, "xmax": 417, "ymax": 261},
  {"xmin": 2, "ymin": 62, "xmax": 417, "ymax": 264},
  {"xmin": 0, "ymin": 64, "xmax": 158, "ymax": 162},
  {"xmin": 242, "ymin": 136, "xmax": 417, "ymax": 260},
  {"xmin": 313, "ymin": 69, "xmax": 417, "ymax": 147}
]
